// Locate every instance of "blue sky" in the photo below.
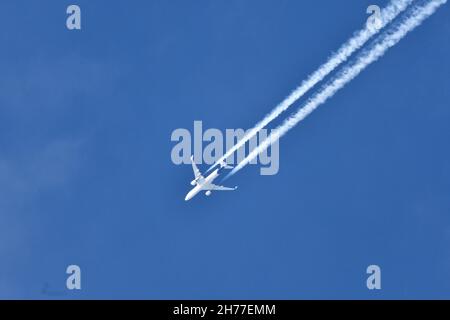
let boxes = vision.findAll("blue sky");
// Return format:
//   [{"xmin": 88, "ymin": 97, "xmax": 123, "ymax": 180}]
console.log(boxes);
[{"xmin": 0, "ymin": 0, "xmax": 449, "ymax": 299}]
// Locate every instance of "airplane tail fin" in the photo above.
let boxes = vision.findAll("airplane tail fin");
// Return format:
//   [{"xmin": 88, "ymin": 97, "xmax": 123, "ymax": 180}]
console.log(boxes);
[{"xmin": 220, "ymin": 160, "xmax": 233, "ymax": 169}]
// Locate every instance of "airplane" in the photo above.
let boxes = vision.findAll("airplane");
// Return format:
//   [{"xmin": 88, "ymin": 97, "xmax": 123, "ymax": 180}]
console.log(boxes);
[{"xmin": 185, "ymin": 155, "xmax": 237, "ymax": 201}]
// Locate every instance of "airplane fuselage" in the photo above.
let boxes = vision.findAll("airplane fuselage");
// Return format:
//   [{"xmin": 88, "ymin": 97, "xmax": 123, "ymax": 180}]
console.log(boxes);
[{"xmin": 184, "ymin": 168, "xmax": 220, "ymax": 201}]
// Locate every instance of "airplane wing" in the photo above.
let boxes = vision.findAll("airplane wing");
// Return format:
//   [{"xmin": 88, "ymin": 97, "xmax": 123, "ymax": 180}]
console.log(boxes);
[
  {"xmin": 207, "ymin": 184, "xmax": 237, "ymax": 191},
  {"xmin": 190, "ymin": 155, "xmax": 203, "ymax": 179}
]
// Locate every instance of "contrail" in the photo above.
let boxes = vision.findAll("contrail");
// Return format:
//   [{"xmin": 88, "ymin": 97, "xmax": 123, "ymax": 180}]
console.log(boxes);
[
  {"xmin": 227, "ymin": 0, "xmax": 447, "ymax": 178},
  {"xmin": 207, "ymin": 0, "xmax": 413, "ymax": 173}
]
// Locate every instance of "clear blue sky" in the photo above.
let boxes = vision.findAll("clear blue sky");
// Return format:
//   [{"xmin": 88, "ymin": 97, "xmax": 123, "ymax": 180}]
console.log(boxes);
[{"xmin": 0, "ymin": 0, "xmax": 449, "ymax": 299}]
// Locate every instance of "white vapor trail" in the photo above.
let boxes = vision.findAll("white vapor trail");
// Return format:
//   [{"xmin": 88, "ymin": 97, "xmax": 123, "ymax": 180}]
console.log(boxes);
[
  {"xmin": 227, "ymin": 0, "xmax": 447, "ymax": 178},
  {"xmin": 208, "ymin": 0, "xmax": 413, "ymax": 173}
]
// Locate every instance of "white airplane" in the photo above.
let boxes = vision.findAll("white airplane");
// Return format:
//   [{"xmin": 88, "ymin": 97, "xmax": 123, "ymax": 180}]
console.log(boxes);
[{"xmin": 185, "ymin": 155, "xmax": 237, "ymax": 201}]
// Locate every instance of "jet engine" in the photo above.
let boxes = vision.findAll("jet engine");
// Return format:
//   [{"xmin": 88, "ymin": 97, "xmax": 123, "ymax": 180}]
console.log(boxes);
[
  {"xmin": 190, "ymin": 180, "xmax": 196, "ymax": 186},
  {"xmin": 205, "ymin": 191, "xmax": 212, "ymax": 196}
]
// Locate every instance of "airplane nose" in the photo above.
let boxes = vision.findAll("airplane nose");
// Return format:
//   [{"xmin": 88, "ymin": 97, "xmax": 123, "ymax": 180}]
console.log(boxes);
[{"xmin": 184, "ymin": 189, "xmax": 195, "ymax": 201}]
